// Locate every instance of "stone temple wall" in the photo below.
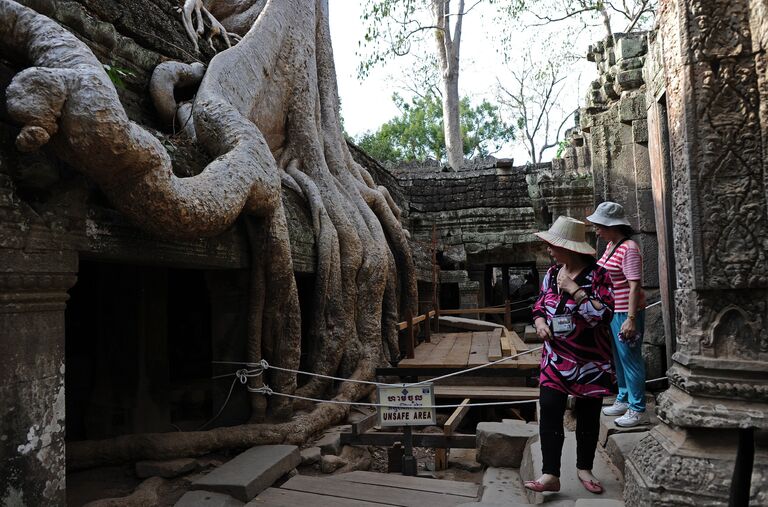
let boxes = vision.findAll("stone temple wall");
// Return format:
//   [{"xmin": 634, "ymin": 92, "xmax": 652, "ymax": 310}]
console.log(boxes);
[
  {"xmin": 577, "ymin": 31, "xmax": 666, "ymax": 380},
  {"xmin": 623, "ymin": 1, "xmax": 768, "ymax": 505},
  {"xmin": 356, "ymin": 155, "xmax": 599, "ymax": 311}
]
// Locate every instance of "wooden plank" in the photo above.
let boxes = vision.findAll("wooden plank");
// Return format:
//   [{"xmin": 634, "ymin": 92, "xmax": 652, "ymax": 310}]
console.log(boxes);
[
  {"xmin": 329, "ymin": 471, "xmax": 478, "ymax": 498},
  {"xmin": 443, "ymin": 332, "xmax": 472, "ymax": 368},
  {"xmin": 396, "ymin": 310, "xmax": 437, "ymax": 330},
  {"xmin": 352, "ymin": 412, "xmax": 378, "ymax": 437},
  {"xmin": 500, "ymin": 329, "xmax": 513, "ymax": 357},
  {"xmin": 399, "ymin": 333, "xmax": 458, "ymax": 367},
  {"xmin": 508, "ymin": 330, "xmax": 529, "ymax": 352},
  {"xmin": 280, "ymin": 475, "xmax": 471, "ymax": 507},
  {"xmin": 434, "ymin": 386, "xmax": 539, "ymax": 400},
  {"xmin": 339, "ymin": 432, "xmax": 475, "ymax": 448},
  {"xmin": 444, "ymin": 398, "xmax": 471, "ymax": 435},
  {"xmin": 487, "ymin": 328, "xmax": 503, "ymax": 361},
  {"xmin": 434, "ymin": 448, "xmax": 448, "ymax": 471},
  {"xmin": 253, "ymin": 487, "xmax": 391, "ymax": 506},
  {"xmin": 466, "ymin": 332, "xmax": 489, "ymax": 366}
]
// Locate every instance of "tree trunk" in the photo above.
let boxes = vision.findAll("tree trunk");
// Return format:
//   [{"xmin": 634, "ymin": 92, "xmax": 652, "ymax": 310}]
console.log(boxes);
[
  {"xmin": 442, "ymin": 70, "xmax": 463, "ymax": 170},
  {"xmin": 432, "ymin": 0, "xmax": 464, "ymax": 171}
]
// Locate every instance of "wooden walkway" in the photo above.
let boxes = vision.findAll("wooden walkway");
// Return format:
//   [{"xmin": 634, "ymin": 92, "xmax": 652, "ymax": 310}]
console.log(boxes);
[
  {"xmin": 397, "ymin": 329, "xmax": 540, "ymax": 369},
  {"xmin": 249, "ymin": 471, "xmax": 479, "ymax": 506}
]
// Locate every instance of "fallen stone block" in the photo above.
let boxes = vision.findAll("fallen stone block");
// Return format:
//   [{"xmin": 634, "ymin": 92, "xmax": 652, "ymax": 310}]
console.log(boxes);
[
  {"xmin": 191, "ymin": 445, "xmax": 301, "ymax": 502},
  {"xmin": 300, "ymin": 446, "xmax": 321, "ymax": 465},
  {"xmin": 315, "ymin": 429, "xmax": 343, "ymax": 455},
  {"xmin": 136, "ymin": 457, "xmax": 198, "ymax": 478},
  {"xmin": 320, "ymin": 454, "xmax": 346, "ymax": 474},
  {"xmin": 476, "ymin": 421, "xmax": 538, "ymax": 468},
  {"xmin": 174, "ymin": 491, "xmax": 243, "ymax": 507}
]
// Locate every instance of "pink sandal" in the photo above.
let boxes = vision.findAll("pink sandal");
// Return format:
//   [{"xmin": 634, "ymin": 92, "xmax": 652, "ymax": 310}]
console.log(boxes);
[
  {"xmin": 524, "ymin": 480, "xmax": 561, "ymax": 492},
  {"xmin": 579, "ymin": 478, "xmax": 604, "ymax": 494}
]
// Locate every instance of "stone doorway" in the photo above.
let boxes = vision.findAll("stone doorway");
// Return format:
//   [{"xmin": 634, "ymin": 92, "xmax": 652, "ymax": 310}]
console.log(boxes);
[{"xmin": 64, "ymin": 260, "xmax": 214, "ymax": 443}]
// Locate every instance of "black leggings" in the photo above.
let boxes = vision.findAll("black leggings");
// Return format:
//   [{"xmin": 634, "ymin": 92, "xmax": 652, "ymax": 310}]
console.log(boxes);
[{"xmin": 539, "ymin": 386, "xmax": 603, "ymax": 477}]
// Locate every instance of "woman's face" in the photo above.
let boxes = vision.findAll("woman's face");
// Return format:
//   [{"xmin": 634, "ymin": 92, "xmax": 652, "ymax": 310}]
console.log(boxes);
[
  {"xmin": 593, "ymin": 223, "xmax": 608, "ymax": 241},
  {"xmin": 547, "ymin": 244, "xmax": 570, "ymax": 265}
]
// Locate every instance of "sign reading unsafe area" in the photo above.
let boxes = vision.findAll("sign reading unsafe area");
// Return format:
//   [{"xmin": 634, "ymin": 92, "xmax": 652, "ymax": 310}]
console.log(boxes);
[{"xmin": 377, "ymin": 383, "xmax": 436, "ymax": 427}]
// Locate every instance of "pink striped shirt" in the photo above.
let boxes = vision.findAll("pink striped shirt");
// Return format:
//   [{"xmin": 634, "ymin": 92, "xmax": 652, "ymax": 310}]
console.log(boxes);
[{"xmin": 597, "ymin": 240, "xmax": 646, "ymax": 313}]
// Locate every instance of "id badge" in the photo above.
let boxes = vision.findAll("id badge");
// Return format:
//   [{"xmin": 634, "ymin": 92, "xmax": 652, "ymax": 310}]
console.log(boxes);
[{"xmin": 552, "ymin": 314, "xmax": 575, "ymax": 335}]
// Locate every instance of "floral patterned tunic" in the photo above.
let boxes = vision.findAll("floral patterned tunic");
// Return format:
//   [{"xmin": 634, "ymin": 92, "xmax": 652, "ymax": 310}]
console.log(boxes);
[{"xmin": 532, "ymin": 263, "xmax": 615, "ymax": 398}]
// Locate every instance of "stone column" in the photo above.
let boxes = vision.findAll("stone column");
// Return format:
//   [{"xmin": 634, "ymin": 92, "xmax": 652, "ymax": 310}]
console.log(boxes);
[
  {"xmin": 625, "ymin": 1, "xmax": 768, "ymax": 505},
  {"xmin": 0, "ymin": 173, "xmax": 77, "ymax": 506}
]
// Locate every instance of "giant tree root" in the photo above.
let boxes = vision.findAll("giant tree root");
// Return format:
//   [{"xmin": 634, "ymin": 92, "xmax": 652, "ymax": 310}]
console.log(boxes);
[{"xmin": 67, "ymin": 396, "xmax": 361, "ymax": 470}]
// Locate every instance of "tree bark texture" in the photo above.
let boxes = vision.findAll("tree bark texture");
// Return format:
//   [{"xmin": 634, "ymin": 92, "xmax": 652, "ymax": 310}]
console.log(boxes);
[
  {"xmin": 433, "ymin": 0, "xmax": 464, "ymax": 171},
  {"xmin": 1, "ymin": 0, "xmax": 417, "ymax": 465}
]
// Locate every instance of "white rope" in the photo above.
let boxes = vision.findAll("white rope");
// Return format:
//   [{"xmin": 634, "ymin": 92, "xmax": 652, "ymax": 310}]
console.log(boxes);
[
  {"xmin": 645, "ymin": 300, "xmax": 662, "ymax": 309},
  {"xmin": 646, "ymin": 376, "xmax": 667, "ymax": 383},
  {"xmin": 212, "ymin": 346, "xmax": 544, "ymax": 388},
  {"xmin": 194, "ymin": 367, "xmax": 263, "ymax": 431},
  {"xmin": 248, "ymin": 386, "xmax": 538, "ymax": 409},
  {"xmin": 262, "ymin": 363, "xmax": 388, "ymax": 386}
]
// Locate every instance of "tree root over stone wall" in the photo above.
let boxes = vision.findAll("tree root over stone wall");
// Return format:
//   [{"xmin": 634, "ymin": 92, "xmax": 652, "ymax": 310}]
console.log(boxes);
[{"xmin": 1, "ymin": 0, "xmax": 417, "ymax": 467}]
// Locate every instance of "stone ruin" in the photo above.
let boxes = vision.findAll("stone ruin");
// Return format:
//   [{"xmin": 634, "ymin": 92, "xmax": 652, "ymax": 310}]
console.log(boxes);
[{"xmin": 1, "ymin": 0, "xmax": 767, "ymax": 505}]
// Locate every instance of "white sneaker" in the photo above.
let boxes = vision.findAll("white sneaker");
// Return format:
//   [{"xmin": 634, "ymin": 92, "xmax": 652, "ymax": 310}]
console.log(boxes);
[
  {"xmin": 615, "ymin": 409, "xmax": 649, "ymax": 427},
  {"xmin": 602, "ymin": 400, "xmax": 629, "ymax": 416}
]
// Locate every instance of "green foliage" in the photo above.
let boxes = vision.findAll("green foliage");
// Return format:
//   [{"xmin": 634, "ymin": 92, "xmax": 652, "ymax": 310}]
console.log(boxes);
[
  {"xmin": 356, "ymin": 93, "xmax": 514, "ymax": 164},
  {"xmin": 103, "ymin": 64, "xmax": 134, "ymax": 89},
  {"xmin": 358, "ymin": 0, "xmax": 427, "ymax": 80},
  {"xmin": 555, "ymin": 139, "xmax": 570, "ymax": 159}
]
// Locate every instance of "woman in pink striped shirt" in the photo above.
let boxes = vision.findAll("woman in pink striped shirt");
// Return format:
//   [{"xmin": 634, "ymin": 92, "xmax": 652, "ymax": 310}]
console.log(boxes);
[{"xmin": 587, "ymin": 202, "xmax": 648, "ymax": 428}]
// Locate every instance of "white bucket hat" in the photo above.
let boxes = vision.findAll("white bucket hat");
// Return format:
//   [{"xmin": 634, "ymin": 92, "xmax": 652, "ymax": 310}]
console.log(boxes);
[
  {"xmin": 586, "ymin": 201, "xmax": 632, "ymax": 227},
  {"xmin": 535, "ymin": 216, "xmax": 596, "ymax": 256}
]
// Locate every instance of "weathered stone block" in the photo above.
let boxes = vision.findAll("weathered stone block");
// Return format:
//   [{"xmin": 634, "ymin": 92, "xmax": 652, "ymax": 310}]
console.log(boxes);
[
  {"xmin": 605, "ymin": 431, "xmax": 647, "ymax": 478},
  {"xmin": 616, "ymin": 36, "xmax": 645, "ymax": 60},
  {"xmin": 632, "ymin": 119, "xmax": 648, "ymax": 144},
  {"xmin": 617, "ymin": 69, "xmax": 645, "ymax": 91},
  {"xmin": 618, "ymin": 94, "xmax": 647, "ymax": 124},
  {"xmin": 299, "ymin": 447, "xmax": 321, "ymax": 465},
  {"xmin": 476, "ymin": 421, "xmax": 538, "ymax": 468},
  {"xmin": 191, "ymin": 445, "xmax": 301, "ymax": 502}
]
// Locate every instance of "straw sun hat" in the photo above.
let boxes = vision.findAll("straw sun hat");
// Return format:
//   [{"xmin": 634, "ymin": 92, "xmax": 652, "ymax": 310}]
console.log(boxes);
[{"xmin": 535, "ymin": 216, "xmax": 596, "ymax": 256}]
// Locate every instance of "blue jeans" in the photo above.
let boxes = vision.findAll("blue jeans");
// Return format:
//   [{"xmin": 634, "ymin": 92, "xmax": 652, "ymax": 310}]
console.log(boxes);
[{"xmin": 610, "ymin": 311, "xmax": 646, "ymax": 412}]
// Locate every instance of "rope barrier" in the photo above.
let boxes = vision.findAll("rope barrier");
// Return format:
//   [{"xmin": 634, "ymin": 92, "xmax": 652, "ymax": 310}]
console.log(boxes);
[
  {"xmin": 247, "ymin": 385, "xmax": 539, "ymax": 409},
  {"xmin": 213, "ymin": 346, "xmax": 543, "ymax": 389}
]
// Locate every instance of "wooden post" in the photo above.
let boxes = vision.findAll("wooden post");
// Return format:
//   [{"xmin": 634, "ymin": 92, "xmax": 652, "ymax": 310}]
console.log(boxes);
[
  {"xmin": 406, "ymin": 309, "xmax": 415, "ymax": 359},
  {"xmin": 504, "ymin": 300, "xmax": 512, "ymax": 330},
  {"xmin": 424, "ymin": 311, "xmax": 431, "ymax": 343}
]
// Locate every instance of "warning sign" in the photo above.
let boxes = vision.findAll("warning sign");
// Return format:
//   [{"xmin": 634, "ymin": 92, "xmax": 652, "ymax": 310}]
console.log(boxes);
[{"xmin": 376, "ymin": 383, "xmax": 436, "ymax": 427}]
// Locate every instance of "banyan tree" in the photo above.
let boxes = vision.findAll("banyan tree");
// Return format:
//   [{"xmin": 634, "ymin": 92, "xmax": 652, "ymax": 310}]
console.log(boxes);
[{"xmin": 0, "ymin": 0, "xmax": 417, "ymax": 466}]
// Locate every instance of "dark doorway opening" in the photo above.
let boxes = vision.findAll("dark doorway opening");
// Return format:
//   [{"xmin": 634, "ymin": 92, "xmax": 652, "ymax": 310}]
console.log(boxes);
[{"xmin": 65, "ymin": 260, "xmax": 213, "ymax": 442}]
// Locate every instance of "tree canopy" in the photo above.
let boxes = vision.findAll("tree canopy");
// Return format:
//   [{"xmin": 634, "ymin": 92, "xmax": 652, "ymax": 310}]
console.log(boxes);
[{"xmin": 356, "ymin": 93, "xmax": 514, "ymax": 165}]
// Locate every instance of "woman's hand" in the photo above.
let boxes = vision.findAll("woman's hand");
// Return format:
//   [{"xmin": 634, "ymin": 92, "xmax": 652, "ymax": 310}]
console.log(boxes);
[
  {"xmin": 535, "ymin": 317, "xmax": 552, "ymax": 340},
  {"xmin": 620, "ymin": 317, "xmax": 637, "ymax": 336},
  {"xmin": 559, "ymin": 275, "xmax": 581, "ymax": 296}
]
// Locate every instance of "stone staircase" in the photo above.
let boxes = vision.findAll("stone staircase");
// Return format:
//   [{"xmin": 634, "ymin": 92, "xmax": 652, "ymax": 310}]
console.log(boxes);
[{"xmin": 464, "ymin": 406, "xmax": 656, "ymax": 507}]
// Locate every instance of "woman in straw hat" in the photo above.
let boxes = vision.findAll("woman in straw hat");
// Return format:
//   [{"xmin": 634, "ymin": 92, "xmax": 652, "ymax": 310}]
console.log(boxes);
[
  {"xmin": 587, "ymin": 202, "xmax": 648, "ymax": 428},
  {"xmin": 525, "ymin": 216, "xmax": 615, "ymax": 495}
]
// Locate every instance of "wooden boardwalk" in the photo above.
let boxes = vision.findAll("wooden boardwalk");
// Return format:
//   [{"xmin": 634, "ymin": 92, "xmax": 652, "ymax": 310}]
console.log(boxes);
[
  {"xmin": 397, "ymin": 329, "xmax": 540, "ymax": 369},
  {"xmin": 249, "ymin": 471, "xmax": 480, "ymax": 506}
]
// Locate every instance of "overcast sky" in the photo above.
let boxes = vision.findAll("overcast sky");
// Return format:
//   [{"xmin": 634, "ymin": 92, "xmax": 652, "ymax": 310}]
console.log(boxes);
[{"xmin": 327, "ymin": 1, "xmax": 604, "ymax": 163}]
